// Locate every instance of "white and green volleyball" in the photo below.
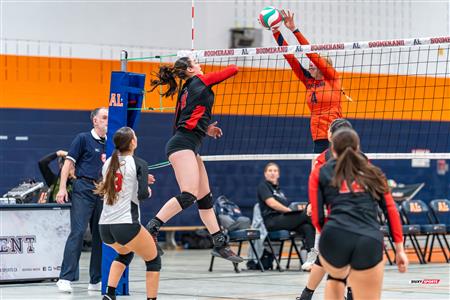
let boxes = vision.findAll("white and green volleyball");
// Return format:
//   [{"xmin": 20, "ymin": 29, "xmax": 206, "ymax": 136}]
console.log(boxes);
[{"xmin": 258, "ymin": 6, "xmax": 283, "ymax": 30}]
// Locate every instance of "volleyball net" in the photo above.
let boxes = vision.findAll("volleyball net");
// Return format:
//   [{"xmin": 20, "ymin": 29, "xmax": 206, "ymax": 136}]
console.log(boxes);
[{"xmin": 125, "ymin": 36, "xmax": 450, "ymax": 162}]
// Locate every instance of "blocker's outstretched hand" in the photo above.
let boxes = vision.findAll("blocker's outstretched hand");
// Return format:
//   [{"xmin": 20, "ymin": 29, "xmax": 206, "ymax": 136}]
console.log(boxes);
[
  {"xmin": 280, "ymin": 9, "xmax": 296, "ymax": 31},
  {"xmin": 207, "ymin": 121, "xmax": 223, "ymax": 139}
]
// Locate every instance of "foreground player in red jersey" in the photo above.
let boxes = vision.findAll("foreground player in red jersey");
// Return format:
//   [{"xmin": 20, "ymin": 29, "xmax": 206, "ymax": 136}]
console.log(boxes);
[
  {"xmin": 309, "ymin": 128, "xmax": 408, "ymax": 300},
  {"xmin": 298, "ymin": 118, "xmax": 353, "ymax": 300},
  {"xmin": 272, "ymin": 9, "xmax": 344, "ymax": 153},
  {"xmin": 146, "ymin": 57, "xmax": 243, "ymax": 263}
]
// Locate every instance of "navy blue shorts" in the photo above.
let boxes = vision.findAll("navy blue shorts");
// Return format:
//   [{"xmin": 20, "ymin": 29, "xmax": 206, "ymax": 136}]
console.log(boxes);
[{"xmin": 165, "ymin": 129, "xmax": 203, "ymax": 158}]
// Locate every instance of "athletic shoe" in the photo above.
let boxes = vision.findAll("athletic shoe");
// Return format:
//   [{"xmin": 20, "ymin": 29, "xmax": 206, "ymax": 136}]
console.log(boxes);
[
  {"xmin": 102, "ymin": 295, "xmax": 116, "ymax": 300},
  {"xmin": 296, "ymin": 288, "xmax": 314, "ymax": 300},
  {"xmin": 346, "ymin": 287, "xmax": 353, "ymax": 300},
  {"xmin": 56, "ymin": 279, "xmax": 73, "ymax": 293},
  {"xmin": 87, "ymin": 282, "xmax": 101, "ymax": 291},
  {"xmin": 211, "ymin": 245, "xmax": 244, "ymax": 263},
  {"xmin": 301, "ymin": 248, "xmax": 319, "ymax": 271}
]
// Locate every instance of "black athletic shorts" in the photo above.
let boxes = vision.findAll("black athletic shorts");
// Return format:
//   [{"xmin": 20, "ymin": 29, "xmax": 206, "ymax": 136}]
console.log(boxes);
[
  {"xmin": 165, "ymin": 129, "xmax": 203, "ymax": 158},
  {"xmin": 314, "ymin": 256, "xmax": 322, "ymax": 267},
  {"xmin": 99, "ymin": 223, "xmax": 141, "ymax": 245},
  {"xmin": 319, "ymin": 226, "xmax": 383, "ymax": 270},
  {"xmin": 313, "ymin": 139, "xmax": 329, "ymax": 154}
]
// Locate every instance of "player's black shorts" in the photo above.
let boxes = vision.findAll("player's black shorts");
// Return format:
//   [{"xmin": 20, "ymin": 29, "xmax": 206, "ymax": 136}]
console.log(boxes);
[
  {"xmin": 314, "ymin": 256, "xmax": 322, "ymax": 266},
  {"xmin": 319, "ymin": 226, "xmax": 383, "ymax": 270},
  {"xmin": 165, "ymin": 129, "xmax": 203, "ymax": 158},
  {"xmin": 99, "ymin": 223, "xmax": 141, "ymax": 245},
  {"xmin": 313, "ymin": 139, "xmax": 329, "ymax": 154}
]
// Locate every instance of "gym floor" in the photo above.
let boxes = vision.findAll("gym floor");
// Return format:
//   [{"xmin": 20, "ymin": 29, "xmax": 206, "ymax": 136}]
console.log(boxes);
[{"xmin": 1, "ymin": 248, "xmax": 448, "ymax": 299}]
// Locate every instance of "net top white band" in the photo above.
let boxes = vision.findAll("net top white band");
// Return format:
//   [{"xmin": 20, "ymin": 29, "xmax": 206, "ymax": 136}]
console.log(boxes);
[
  {"xmin": 202, "ymin": 153, "xmax": 450, "ymax": 162},
  {"xmin": 177, "ymin": 36, "xmax": 450, "ymax": 58}
]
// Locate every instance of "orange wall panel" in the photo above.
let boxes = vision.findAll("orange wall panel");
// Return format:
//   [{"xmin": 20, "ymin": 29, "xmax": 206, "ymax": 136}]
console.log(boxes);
[{"xmin": 1, "ymin": 54, "xmax": 449, "ymax": 121}]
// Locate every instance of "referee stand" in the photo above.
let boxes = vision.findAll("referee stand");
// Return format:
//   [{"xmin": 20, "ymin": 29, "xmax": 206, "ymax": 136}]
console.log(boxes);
[{"xmin": 102, "ymin": 50, "xmax": 145, "ymax": 296}]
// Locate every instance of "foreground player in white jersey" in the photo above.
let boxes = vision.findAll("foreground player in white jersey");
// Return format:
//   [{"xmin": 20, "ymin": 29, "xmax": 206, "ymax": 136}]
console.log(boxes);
[{"xmin": 95, "ymin": 127, "xmax": 160, "ymax": 300}]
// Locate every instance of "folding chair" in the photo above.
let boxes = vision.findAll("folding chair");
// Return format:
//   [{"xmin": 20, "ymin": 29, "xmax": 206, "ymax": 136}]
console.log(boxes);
[
  {"xmin": 285, "ymin": 232, "xmax": 305, "ymax": 270},
  {"xmin": 401, "ymin": 200, "xmax": 448, "ymax": 263},
  {"xmin": 394, "ymin": 202, "xmax": 425, "ymax": 264},
  {"xmin": 380, "ymin": 225, "xmax": 394, "ymax": 265},
  {"xmin": 265, "ymin": 230, "xmax": 290, "ymax": 271},
  {"xmin": 284, "ymin": 201, "xmax": 308, "ymax": 270},
  {"xmin": 428, "ymin": 199, "xmax": 450, "ymax": 262},
  {"xmin": 378, "ymin": 205, "xmax": 403, "ymax": 265}
]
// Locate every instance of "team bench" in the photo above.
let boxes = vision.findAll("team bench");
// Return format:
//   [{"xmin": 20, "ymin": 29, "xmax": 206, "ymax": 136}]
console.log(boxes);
[{"xmin": 160, "ymin": 226, "xmax": 207, "ymax": 249}]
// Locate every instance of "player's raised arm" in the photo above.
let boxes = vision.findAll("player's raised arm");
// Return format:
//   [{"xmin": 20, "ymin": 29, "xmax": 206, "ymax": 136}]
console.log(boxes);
[
  {"xmin": 281, "ymin": 9, "xmax": 339, "ymax": 81},
  {"xmin": 271, "ymin": 29, "xmax": 311, "ymax": 85}
]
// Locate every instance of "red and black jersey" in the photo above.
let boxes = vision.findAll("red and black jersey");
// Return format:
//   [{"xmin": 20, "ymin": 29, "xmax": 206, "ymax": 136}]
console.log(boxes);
[
  {"xmin": 273, "ymin": 30, "xmax": 343, "ymax": 141},
  {"xmin": 313, "ymin": 148, "xmax": 332, "ymax": 170},
  {"xmin": 313, "ymin": 148, "xmax": 368, "ymax": 170},
  {"xmin": 309, "ymin": 159, "xmax": 403, "ymax": 244},
  {"xmin": 173, "ymin": 65, "xmax": 238, "ymax": 136}
]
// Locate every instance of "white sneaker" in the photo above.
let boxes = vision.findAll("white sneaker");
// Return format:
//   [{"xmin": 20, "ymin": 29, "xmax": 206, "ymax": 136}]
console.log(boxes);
[
  {"xmin": 301, "ymin": 248, "xmax": 319, "ymax": 271},
  {"xmin": 56, "ymin": 279, "xmax": 73, "ymax": 293},
  {"xmin": 87, "ymin": 282, "xmax": 102, "ymax": 291}
]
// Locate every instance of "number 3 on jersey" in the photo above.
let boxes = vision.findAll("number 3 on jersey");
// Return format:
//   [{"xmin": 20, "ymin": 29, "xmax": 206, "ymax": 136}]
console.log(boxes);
[{"xmin": 115, "ymin": 172, "xmax": 123, "ymax": 192}]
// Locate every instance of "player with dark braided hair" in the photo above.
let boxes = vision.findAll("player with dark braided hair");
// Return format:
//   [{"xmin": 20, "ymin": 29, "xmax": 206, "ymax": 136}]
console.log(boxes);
[{"xmin": 146, "ymin": 57, "xmax": 243, "ymax": 263}]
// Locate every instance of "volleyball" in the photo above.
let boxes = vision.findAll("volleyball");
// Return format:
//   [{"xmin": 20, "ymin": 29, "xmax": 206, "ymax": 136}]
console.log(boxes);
[{"xmin": 258, "ymin": 6, "xmax": 283, "ymax": 30}]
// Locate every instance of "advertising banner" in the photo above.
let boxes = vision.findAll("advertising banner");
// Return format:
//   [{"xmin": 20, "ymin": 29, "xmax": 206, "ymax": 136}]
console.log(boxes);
[{"xmin": 0, "ymin": 206, "xmax": 70, "ymax": 282}]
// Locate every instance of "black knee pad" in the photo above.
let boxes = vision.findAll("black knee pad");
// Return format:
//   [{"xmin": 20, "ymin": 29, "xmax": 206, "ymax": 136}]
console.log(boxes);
[
  {"xmin": 327, "ymin": 274, "xmax": 347, "ymax": 284},
  {"xmin": 175, "ymin": 191, "xmax": 197, "ymax": 209},
  {"xmin": 114, "ymin": 252, "xmax": 134, "ymax": 266},
  {"xmin": 197, "ymin": 193, "xmax": 214, "ymax": 210},
  {"xmin": 145, "ymin": 254, "xmax": 161, "ymax": 272}
]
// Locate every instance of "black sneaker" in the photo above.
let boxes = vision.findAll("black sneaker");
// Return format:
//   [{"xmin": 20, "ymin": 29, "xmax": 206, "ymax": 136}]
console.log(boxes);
[
  {"xmin": 102, "ymin": 295, "xmax": 116, "ymax": 300},
  {"xmin": 211, "ymin": 245, "xmax": 244, "ymax": 263},
  {"xmin": 346, "ymin": 287, "xmax": 353, "ymax": 300},
  {"xmin": 296, "ymin": 288, "xmax": 314, "ymax": 300}
]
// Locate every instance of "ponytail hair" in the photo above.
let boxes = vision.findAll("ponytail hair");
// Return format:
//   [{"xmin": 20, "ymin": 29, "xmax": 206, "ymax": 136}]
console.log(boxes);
[
  {"xmin": 149, "ymin": 57, "xmax": 191, "ymax": 98},
  {"xmin": 331, "ymin": 128, "xmax": 388, "ymax": 200},
  {"xmin": 95, "ymin": 127, "xmax": 135, "ymax": 205}
]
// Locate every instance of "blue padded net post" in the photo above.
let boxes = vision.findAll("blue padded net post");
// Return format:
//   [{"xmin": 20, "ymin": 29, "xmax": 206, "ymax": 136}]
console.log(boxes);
[{"xmin": 101, "ymin": 70, "xmax": 145, "ymax": 296}]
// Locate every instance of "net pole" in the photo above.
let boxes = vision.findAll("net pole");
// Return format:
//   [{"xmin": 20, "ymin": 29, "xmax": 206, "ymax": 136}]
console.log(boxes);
[
  {"xmin": 191, "ymin": 0, "xmax": 195, "ymax": 51},
  {"xmin": 120, "ymin": 50, "xmax": 128, "ymax": 72}
]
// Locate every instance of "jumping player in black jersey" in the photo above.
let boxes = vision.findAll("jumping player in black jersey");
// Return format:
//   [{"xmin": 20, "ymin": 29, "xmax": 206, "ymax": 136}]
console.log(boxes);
[
  {"xmin": 309, "ymin": 128, "xmax": 408, "ymax": 300},
  {"xmin": 95, "ymin": 127, "xmax": 160, "ymax": 300},
  {"xmin": 145, "ymin": 57, "xmax": 243, "ymax": 263}
]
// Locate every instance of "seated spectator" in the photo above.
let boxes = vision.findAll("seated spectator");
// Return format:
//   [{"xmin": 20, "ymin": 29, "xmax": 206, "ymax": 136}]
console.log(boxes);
[
  {"xmin": 38, "ymin": 150, "xmax": 75, "ymax": 202},
  {"xmin": 257, "ymin": 162, "xmax": 316, "ymax": 267}
]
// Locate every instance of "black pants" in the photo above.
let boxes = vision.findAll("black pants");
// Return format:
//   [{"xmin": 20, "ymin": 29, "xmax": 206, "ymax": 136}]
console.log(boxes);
[
  {"xmin": 59, "ymin": 179, "xmax": 103, "ymax": 284},
  {"xmin": 264, "ymin": 211, "xmax": 315, "ymax": 251}
]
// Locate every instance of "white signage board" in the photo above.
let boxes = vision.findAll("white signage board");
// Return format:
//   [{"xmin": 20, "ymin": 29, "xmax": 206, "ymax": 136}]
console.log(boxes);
[{"xmin": 0, "ymin": 205, "xmax": 70, "ymax": 282}]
